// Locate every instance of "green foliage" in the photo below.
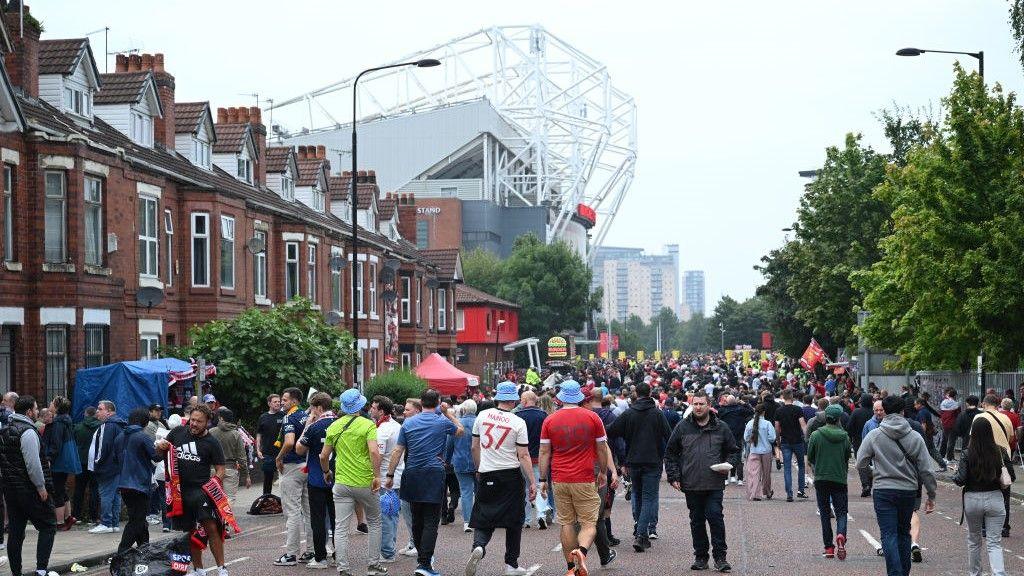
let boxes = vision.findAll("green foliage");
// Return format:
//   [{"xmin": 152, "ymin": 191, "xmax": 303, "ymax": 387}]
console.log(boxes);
[
  {"xmin": 163, "ymin": 298, "xmax": 355, "ymax": 423},
  {"xmin": 854, "ymin": 67, "xmax": 1024, "ymax": 370},
  {"xmin": 755, "ymin": 242, "xmax": 821, "ymax": 357},
  {"xmin": 364, "ymin": 369, "xmax": 427, "ymax": 407},
  {"xmin": 704, "ymin": 295, "xmax": 773, "ymax": 351},
  {"xmin": 461, "ymin": 235, "xmax": 598, "ymax": 339},
  {"xmin": 1012, "ymin": 1, "xmax": 1024, "ymax": 73}
]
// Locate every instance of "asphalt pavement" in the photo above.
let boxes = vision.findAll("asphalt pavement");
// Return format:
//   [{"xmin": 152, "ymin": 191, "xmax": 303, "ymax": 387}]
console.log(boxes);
[{"xmin": 19, "ymin": 466, "xmax": 1024, "ymax": 576}]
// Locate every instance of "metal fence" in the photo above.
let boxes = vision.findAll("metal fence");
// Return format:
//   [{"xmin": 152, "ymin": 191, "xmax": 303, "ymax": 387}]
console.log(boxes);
[{"xmin": 916, "ymin": 371, "xmax": 1024, "ymax": 402}]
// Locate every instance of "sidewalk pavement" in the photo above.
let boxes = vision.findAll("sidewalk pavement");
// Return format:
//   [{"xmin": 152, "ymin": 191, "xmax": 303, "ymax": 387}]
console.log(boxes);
[{"xmin": 3, "ymin": 484, "xmax": 265, "ymax": 576}]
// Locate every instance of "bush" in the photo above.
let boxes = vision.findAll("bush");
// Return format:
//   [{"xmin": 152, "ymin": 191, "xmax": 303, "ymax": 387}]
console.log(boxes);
[{"xmin": 364, "ymin": 370, "xmax": 427, "ymax": 407}]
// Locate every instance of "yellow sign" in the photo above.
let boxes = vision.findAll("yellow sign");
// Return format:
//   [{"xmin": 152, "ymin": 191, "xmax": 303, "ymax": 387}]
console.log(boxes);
[
  {"xmin": 761, "ymin": 350, "xmax": 768, "ymax": 361},
  {"xmin": 725, "ymin": 350, "xmax": 734, "ymax": 363},
  {"xmin": 547, "ymin": 336, "xmax": 568, "ymax": 359},
  {"xmin": 672, "ymin": 350, "xmax": 680, "ymax": 359},
  {"xmin": 742, "ymin": 350, "xmax": 751, "ymax": 365},
  {"xmin": 589, "ymin": 353, "xmax": 595, "ymax": 360},
  {"xmin": 618, "ymin": 351, "xmax": 626, "ymax": 360},
  {"xmin": 601, "ymin": 352, "xmax": 608, "ymax": 359},
  {"xmin": 654, "ymin": 350, "xmax": 662, "ymax": 361},
  {"xmin": 636, "ymin": 351, "xmax": 645, "ymax": 361}
]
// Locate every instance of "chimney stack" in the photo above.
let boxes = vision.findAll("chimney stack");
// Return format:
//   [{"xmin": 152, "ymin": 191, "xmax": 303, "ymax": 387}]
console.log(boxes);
[
  {"xmin": 397, "ymin": 192, "xmax": 418, "ymax": 244},
  {"xmin": 115, "ymin": 53, "xmax": 128, "ymax": 73},
  {"xmin": 127, "ymin": 54, "xmax": 142, "ymax": 71},
  {"xmin": 3, "ymin": 4, "xmax": 41, "ymax": 98},
  {"xmin": 316, "ymin": 145, "xmax": 326, "ymax": 159},
  {"xmin": 249, "ymin": 105, "xmax": 266, "ymax": 185},
  {"xmin": 127, "ymin": 53, "xmax": 177, "ymax": 149},
  {"xmin": 216, "ymin": 107, "xmax": 228, "ymax": 124}
]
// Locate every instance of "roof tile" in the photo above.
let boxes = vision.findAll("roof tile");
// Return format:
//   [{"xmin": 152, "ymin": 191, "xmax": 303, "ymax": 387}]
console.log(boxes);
[
  {"xmin": 265, "ymin": 146, "xmax": 292, "ymax": 173},
  {"xmin": 456, "ymin": 284, "xmax": 519, "ymax": 309},
  {"xmin": 38, "ymin": 38, "xmax": 88, "ymax": 76},
  {"xmin": 421, "ymin": 248, "xmax": 460, "ymax": 280},
  {"xmin": 174, "ymin": 102, "xmax": 208, "ymax": 134},
  {"xmin": 94, "ymin": 72, "xmax": 150, "ymax": 105},
  {"xmin": 212, "ymin": 123, "xmax": 249, "ymax": 154}
]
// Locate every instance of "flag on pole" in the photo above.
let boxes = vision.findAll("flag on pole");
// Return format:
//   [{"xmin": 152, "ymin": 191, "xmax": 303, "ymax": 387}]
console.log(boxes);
[{"xmin": 799, "ymin": 338, "xmax": 827, "ymax": 371}]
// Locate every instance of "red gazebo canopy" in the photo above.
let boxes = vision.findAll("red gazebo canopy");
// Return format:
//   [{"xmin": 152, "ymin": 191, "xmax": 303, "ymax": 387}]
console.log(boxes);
[{"xmin": 415, "ymin": 353, "xmax": 480, "ymax": 396}]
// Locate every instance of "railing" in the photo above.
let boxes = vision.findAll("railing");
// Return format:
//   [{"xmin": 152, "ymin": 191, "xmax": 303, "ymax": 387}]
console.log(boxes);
[{"xmin": 916, "ymin": 371, "xmax": 1024, "ymax": 402}]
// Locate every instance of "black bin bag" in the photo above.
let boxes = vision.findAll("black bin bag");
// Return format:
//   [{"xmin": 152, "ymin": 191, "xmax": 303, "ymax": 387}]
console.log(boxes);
[{"xmin": 109, "ymin": 535, "xmax": 193, "ymax": 576}]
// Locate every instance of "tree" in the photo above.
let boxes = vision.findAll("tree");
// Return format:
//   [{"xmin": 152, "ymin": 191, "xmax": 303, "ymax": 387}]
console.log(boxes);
[
  {"xmin": 461, "ymin": 247, "xmax": 504, "ymax": 293},
  {"xmin": 705, "ymin": 295, "xmax": 773, "ymax": 351},
  {"xmin": 679, "ymin": 313, "xmax": 709, "ymax": 353},
  {"xmin": 854, "ymin": 67, "xmax": 1024, "ymax": 370},
  {"xmin": 485, "ymin": 234, "xmax": 599, "ymax": 339},
  {"xmin": 165, "ymin": 298, "xmax": 356, "ymax": 422},
  {"xmin": 1012, "ymin": 1, "xmax": 1024, "ymax": 72},
  {"xmin": 755, "ymin": 241, "xmax": 822, "ymax": 357}
]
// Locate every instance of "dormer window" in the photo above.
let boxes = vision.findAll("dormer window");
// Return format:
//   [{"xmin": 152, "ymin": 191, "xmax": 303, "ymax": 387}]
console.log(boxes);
[
  {"xmin": 193, "ymin": 138, "xmax": 211, "ymax": 169},
  {"xmin": 282, "ymin": 168, "xmax": 295, "ymax": 201},
  {"xmin": 237, "ymin": 155, "xmax": 252, "ymax": 184},
  {"xmin": 63, "ymin": 87, "xmax": 90, "ymax": 117},
  {"xmin": 312, "ymin": 186, "xmax": 325, "ymax": 212},
  {"xmin": 130, "ymin": 111, "xmax": 153, "ymax": 147}
]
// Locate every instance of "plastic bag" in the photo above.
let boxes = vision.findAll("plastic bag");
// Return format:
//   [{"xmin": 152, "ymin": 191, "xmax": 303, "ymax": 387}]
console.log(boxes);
[
  {"xmin": 108, "ymin": 534, "xmax": 193, "ymax": 576},
  {"xmin": 380, "ymin": 489, "xmax": 400, "ymax": 518}
]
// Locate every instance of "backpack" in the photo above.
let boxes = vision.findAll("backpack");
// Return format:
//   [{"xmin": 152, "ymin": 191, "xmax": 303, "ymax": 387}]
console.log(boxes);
[{"xmin": 247, "ymin": 493, "xmax": 282, "ymax": 515}]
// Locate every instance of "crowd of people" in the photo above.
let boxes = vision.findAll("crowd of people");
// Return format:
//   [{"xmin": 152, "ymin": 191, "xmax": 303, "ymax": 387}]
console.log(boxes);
[{"xmin": 0, "ymin": 352, "xmax": 1021, "ymax": 576}]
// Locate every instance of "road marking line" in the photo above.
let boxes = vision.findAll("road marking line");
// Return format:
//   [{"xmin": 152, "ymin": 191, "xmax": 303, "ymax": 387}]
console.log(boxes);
[
  {"xmin": 552, "ymin": 543, "xmax": 563, "ymax": 552},
  {"xmin": 224, "ymin": 557, "xmax": 251, "ymax": 567},
  {"xmin": 859, "ymin": 529, "xmax": 882, "ymax": 552},
  {"xmin": 1017, "ymin": 555, "xmax": 1024, "ymax": 561}
]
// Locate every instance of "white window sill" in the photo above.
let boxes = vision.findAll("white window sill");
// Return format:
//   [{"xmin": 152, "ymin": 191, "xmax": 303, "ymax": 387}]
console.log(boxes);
[
  {"xmin": 139, "ymin": 276, "xmax": 164, "ymax": 289},
  {"xmin": 311, "ymin": 304, "xmax": 321, "ymax": 311},
  {"xmin": 370, "ymin": 313, "xmax": 379, "ymax": 320},
  {"xmin": 255, "ymin": 296, "xmax": 272, "ymax": 307},
  {"xmin": 84, "ymin": 264, "xmax": 111, "ymax": 276},
  {"xmin": 43, "ymin": 262, "xmax": 75, "ymax": 273},
  {"xmin": 3, "ymin": 261, "xmax": 21, "ymax": 271}
]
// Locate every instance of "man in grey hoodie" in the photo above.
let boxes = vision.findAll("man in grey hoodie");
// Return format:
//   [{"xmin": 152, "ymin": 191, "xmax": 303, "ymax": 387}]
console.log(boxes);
[{"xmin": 857, "ymin": 396, "xmax": 936, "ymax": 576}]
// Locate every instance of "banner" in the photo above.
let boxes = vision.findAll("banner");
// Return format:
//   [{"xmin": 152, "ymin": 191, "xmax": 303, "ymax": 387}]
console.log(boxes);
[
  {"xmin": 799, "ymin": 338, "xmax": 827, "ymax": 371},
  {"xmin": 589, "ymin": 353, "xmax": 595, "ymax": 360},
  {"xmin": 672, "ymin": 350, "xmax": 680, "ymax": 359},
  {"xmin": 742, "ymin": 350, "xmax": 751, "ymax": 366},
  {"xmin": 636, "ymin": 351, "xmax": 645, "ymax": 361},
  {"xmin": 760, "ymin": 350, "xmax": 768, "ymax": 361},
  {"xmin": 654, "ymin": 350, "xmax": 662, "ymax": 361},
  {"xmin": 725, "ymin": 350, "xmax": 734, "ymax": 363},
  {"xmin": 761, "ymin": 331, "xmax": 773, "ymax": 350},
  {"xmin": 547, "ymin": 336, "xmax": 568, "ymax": 359},
  {"xmin": 617, "ymin": 351, "xmax": 626, "ymax": 360}
]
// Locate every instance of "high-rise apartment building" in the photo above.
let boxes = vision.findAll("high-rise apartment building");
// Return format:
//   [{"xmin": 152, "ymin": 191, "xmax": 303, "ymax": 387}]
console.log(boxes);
[
  {"xmin": 592, "ymin": 245, "xmax": 680, "ymax": 323},
  {"xmin": 683, "ymin": 270, "xmax": 706, "ymax": 319}
]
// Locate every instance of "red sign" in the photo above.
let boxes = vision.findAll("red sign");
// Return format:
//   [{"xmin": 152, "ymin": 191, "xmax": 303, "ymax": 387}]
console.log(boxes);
[
  {"xmin": 598, "ymin": 332, "xmax": 619, "ymax": 357},
  {"xmin": 761, "ymin": 332, "xmax": 773, "ymax": 350},
  {"xmin": 576, "ymin": 204, "xmax": 597, "ymax": 226}
]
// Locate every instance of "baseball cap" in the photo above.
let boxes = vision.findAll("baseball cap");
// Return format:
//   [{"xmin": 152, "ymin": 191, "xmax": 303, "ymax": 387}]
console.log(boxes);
[
  {"xmin": 203, "ymin": 394, "xmax": 216, "ymax": 403},
  {"xmin": 824, "ymin": 404, "xmax": 844, "ymax": 419}
]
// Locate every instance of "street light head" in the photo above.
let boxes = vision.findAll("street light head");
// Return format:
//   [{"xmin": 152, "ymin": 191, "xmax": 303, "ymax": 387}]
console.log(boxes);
[
  {"xmin": 415, "ymin": 58, "xmax": 441, "ymax": 68},
  {"xmin": 896, "ymin": 48, "xmax": 924, "ymax": 57}
]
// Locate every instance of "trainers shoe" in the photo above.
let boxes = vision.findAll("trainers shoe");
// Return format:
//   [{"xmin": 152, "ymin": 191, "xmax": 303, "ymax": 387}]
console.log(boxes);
[
  {"xmin": 465, "ymin": 546, "xmax": 484, "ymax": 576},
  {"xmin": 504, "ymin": 566, "xmax": 528, "ymax": 576},
  {"xmin": 690, "ymin": 558, "xmax": 709, "ymax": 570},
  {"xmin": 836, "ymin": 534, "xmax": 847, "ymax": 561},
  {"xmin": 298, "ymin": 551, "xmax": 315, "ymax": 564},
  {"xmin": 380, "ymin": 557, "xmax": 396, "ymax": 564},
  {"xmin": 714, "ymin": 559, "xmax": 731, "ymax": 573},
  {"xmin": 632, "ymin": 536, "xmax": 649, "ymax": 553},
  {"xmin": 162, "ymin": 527, "xmax": 170, "ymax": 532},
  {"xmin": 608, "ymin": 536, "xmax": 620, "ymax": 547},
  {"xmin": 600, "ymin": 549, "xmax": 617, "ymax": 567},
  {"xmin": 463, "ymin": 522, "xmax": 472, "ymax": 533},
  {"xmin": 1003, "ymin": 527, "xmax": 1011, "ymax": 538},
  {"xmin": 786, "ymin": 496, "xmax": 794, "ymax": 503},
  {"xmin": 274, "ymin": 554, "xmax": 298, "ymax": 566},
  {"xmin": 822, "ymin": 546, "xmax": 835, "ymax": 558},
  {"xmin": 911, "ymin": 544, "xmax": 922, "ymax": 563},
  {"xmin": 860, "ymin": 488, "xmax": 871, "ymax": 497},
  {"xmin": 736, "ymin": 480, "xmax": 744, "ymax": 486},
  {"xmin": 570, "ymin": 548, "xmax": 588, "ymax": 576},
  {"xmin": 537, "ymin": 516, "xmax": 547, "ymax": 530},
  {"xmin": 796, "ymin": 491, "xmax": 808, "ymax": 499},
  {"xmin": 367, "ymin": 563, "xmax": 389, "ymax": 575},
  {"xmin": 304, "ymin": 560, "xmax": 328, "ymax": 570},
  {"xmin": 88, "ymin": 525, "xmax": 114, "ymax": 534},
  {"xmin": 414, "ymin": 566, "xmax": 440, "ymax": 576},
  {"xmin": 648, "ymin": 530, "xmax": 658, "ymax": 540},
  {"xmin": 357, "ymin": 523, "xmax": 369, "ymax": 534},
  {"xmin": 399, "ymin": 545, "xmax": 418, "ymax": 557}
]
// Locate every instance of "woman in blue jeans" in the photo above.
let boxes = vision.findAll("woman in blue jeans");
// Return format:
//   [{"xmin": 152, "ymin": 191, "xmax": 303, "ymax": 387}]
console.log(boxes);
[{"xmin": 452, "ymin": 400, "xmax": 478, "ymax": 532}]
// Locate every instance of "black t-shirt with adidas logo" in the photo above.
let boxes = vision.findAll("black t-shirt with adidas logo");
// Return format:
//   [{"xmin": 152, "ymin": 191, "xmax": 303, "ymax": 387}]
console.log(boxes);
[{"xmin": 167, "ymin": 426, "xmax": 226, "ymax": 488}]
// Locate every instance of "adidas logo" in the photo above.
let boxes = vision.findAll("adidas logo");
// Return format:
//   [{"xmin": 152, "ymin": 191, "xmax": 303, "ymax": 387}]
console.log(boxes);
[{"xmin": 175, "ymin": 442, "xmax": 202, "ymax": 462}]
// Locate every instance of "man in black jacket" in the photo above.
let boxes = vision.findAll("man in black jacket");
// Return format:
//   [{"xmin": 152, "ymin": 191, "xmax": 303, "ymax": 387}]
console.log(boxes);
[
  {"xmin": 954, "ymin": 395, "xmax": 982, "ymax": 455},
  {"xmin": 846, "ymin": 394, "xmax": 874, "ymax": 454},
  {"xmin": 716, "ymin": 395, "xmax": 753, "ymax": 486},
  {"xmin": 606, "ymin": 382, "xmax": 670, "ymax": 553},
  {"xmin": 0, "ymin": 395, "xmax": 58, "ymax": 576},
  {"xmin": 665, "ymin": 390, "xmax": 738, "ymax": 573}
]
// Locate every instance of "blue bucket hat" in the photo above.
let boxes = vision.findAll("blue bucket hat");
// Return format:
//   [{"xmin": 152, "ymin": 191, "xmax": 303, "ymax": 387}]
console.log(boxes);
[
  {"xmin": 495, "ymin": 381, "xmax": 519, "ymax": 402},
  {"xmin": 340, "ymin": 388, "xmax": 367, "ymax": 415},
  {"xmin": 556, "ymin": 380, "xmax": 585, "ymax": 404}
]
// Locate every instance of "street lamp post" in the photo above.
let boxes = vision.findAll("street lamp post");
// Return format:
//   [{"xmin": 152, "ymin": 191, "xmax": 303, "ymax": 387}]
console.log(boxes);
[
  {"xmin": 896, "ymin": 47, "xmax": 984, "ymax": 80},
  {"xmin": 493, "ymin": 318, "xmax": 506, "ymax": 385},
  {"xmin": 718, "ymin": 322, "xmax": 725, "ymax": 353},
  {"xmin": 350, "ymin": 58, "xmax": 439, "ymax": 390}
]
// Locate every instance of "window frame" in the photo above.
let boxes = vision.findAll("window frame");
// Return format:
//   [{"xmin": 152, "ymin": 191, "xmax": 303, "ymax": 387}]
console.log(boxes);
[
  {"xmin": 45, "ymin": 325, "xmax": 68, "ymax": 402},
  {"xmin": 219, "ymin": 215, "xmax": 235, "ymax": 289},
  {"xmin": 306, "ymin": 244, "xmax": 317, "ymax": 302},
  {"xmin": 354, "ymin": 260, "xmax": 364, "ymax": 316},
  {"xmin": 84, "ymin": 324, "xmax": 109, "ymax": 368},
  {"xmin": 428, "ymin": 287, "xmax": 434, "ymax": 330},
  {"xmin": 401, "ymin": 352, "xmax": 412, "ymax": 369},
  {"xmin": 416, "ymin": 277, "xmax": 422, "ymax": 324},
  {"xmin": 330, "ymin": 249, "xmax": 342, "ymax": 312},
  {"xmin": 416, "ymin": 220, "xmax": 429, "ymax": 249},
  {"xmin": 437, "ymin": 287, "xmax": 447, "ymax": 330},
  {"xmin": 456, "ymin": 309, "xmax": 465, "ymax": 331},
  {"xmin": 138, "ymin": 195, "xmax": 159, "ymax": 277},
  {"xmin": 44, "ymin": 170, "xmax": 66, "ymax": 264},
  {"xmin": 285, "ymin": 241, "xmax": 300, "ymax": 300},
  {"xmin": 190, "ymin": 212, "xmax": 210, "ymax": 287},
  {"xmin": 164, "ymin": 210, "xmax": 173, "ymax": 286},
  {"xmin": 139, "ymin": 333, "xmax": 160, "ymax": 361},
  {"xmin": 400, "ymin": 276, "xmax": 411, "ymax": 323},
  {"xmin": 253, "ymin": 230, "xmax": 267, "ymax": 299},
  {"xmin": 368, "ymin": 262, "xmax": 377, "ymax": 315},
  {"xmin": 2, "ymin": 165, "xmax": 13, "ymax": 262}
]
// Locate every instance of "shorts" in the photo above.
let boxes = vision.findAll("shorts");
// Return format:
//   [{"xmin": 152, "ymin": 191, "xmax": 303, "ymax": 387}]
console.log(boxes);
[
  {"xmin": 552, "ymin": 482, "xmax": 600, "ymax": 526},
  {"xmin": 172, "ymin": 486, "xmax": 220, "ymax": 532}
]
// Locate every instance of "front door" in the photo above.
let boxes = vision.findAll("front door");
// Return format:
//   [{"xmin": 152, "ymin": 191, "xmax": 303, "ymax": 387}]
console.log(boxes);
[{"xmin": 0, "ymin": 326, "xmax": 13, "ymax": 394}]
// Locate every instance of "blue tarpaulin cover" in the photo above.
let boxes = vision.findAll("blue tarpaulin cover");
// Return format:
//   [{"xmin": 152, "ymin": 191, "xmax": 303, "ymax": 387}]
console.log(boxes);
[{"xmin": 72, "ymin": 358, "xmax": 194, "ymax": 422}]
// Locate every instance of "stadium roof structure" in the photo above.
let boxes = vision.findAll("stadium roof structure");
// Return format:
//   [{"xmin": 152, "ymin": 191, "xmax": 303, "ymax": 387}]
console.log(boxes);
[{"xmin": 267, "ymin": 25, "xmax": 637, "ymax": 262}]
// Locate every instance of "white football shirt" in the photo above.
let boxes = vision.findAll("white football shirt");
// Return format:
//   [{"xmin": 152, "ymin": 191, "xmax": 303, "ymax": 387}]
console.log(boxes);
[{"xmin": 472, "ymin": 408, "xmax": 529, "ymax": 473}]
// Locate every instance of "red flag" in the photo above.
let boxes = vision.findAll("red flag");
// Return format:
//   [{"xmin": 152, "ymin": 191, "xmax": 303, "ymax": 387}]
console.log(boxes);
[{"xmin": 799, "ymin": 339, "xmax": 827, "ymax": 371}]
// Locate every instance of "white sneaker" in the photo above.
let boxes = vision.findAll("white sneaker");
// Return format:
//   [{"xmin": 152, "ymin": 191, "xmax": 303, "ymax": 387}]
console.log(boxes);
[
  {"xmin": 381, "ymin": 557, "xmax": 396, "ymax": 564},
  {"xmin": 88, "ymin": 525, "xmax": 114, "ymax": 534},
  {"xmin": 399, "ymin": 545, "xmax": 418, "ymax": 557},
  {"xmin": 0, "ymin": 543, "xmax": 6, "ymax": 550},
  {"xmin": 504, "ymin": 566, "xmax": 528, "ymax": 576},
  {"xmin": 463, "ymin": 522, "xmax": 472, "ymax": 533},
  {"xmin": 465, "ymin": 546, "xmax": 484, "ymax": 576},
  {"xmin": 737, "ymin": 480, "xmax": 744, "ymax": 486},
  {"xmin": 217, "ymin": 568, "xmax": 229, "ymax": 576},
  {"xmin": 112, "ymin": 526, "xmax": 121, "ymax": 532},
  {"xmin": 305, "ymin": 560, "xmax": 328, "ymax": 570}
]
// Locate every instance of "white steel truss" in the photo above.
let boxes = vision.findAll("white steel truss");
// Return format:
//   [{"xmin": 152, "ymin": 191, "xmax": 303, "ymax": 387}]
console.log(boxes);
[{"xmin": 268, "ymin": 25, "xmax": 636, "ymax": 262}]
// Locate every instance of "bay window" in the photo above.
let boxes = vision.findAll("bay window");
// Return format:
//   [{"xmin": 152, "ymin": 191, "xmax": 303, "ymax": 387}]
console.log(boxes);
[
  {"xmin": 138, "ymin": 196, "xmax": 159, "ymax": 277},
  {"xmin": 219, "ymin": 215, "xmax": 235, "ymax": 289},
  {"xmin": 191, "ymin": 213, "xmax": 210, "ymax": 286}
]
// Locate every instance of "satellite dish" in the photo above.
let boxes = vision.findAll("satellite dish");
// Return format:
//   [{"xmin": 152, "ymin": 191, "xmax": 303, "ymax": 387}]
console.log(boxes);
[
  {"xmin": 426, "ymin": 278, "xmax": 439, "ymax": 289},
  {"xmin": 384, "ymin": 258, "xmax": 401, "ymax": 271},
  {"xmin": 245, "ymin": 236, "xmax": 266, "ymax": 255},
  {"xmin": 381, "ymin": 290, "xmax": 397, "ymax": 304},
  {"xmin": 379, "ymin": 269, "xmax": 395, "ymax": 284},
  {"xmin": 329, "ymin": 256, "xmax": 346, "ymax": 272},
  {"xmin": 325, "ymin": 311, "xmax": 344, "ymax": 326},
  {"xmin": 136, "ymin": 286, "xmax": 165, "ymax": 309}
]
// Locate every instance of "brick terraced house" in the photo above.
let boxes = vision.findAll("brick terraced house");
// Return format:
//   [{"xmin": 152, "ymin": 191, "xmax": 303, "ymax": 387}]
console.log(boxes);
[{"xmin": 0, "ymin": 4, "xmax": 460, "ymax": 402}]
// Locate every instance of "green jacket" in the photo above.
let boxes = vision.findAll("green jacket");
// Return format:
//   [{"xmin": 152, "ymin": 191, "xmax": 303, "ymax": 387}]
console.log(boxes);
[
  {"xmin": 807, "ymin": 424, "xmax": 851, "ymax": 485},
  {"xmin": 74, "ymin": 415, "xmax": 101, "ymax": 466}
]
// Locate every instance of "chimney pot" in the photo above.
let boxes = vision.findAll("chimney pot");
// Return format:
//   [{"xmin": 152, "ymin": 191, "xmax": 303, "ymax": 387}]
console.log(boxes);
[
  {"xmin": 115, "ymin": 54, "xmax": 129, "ymax": 73},
  {"xmin": 408, "ymin": 193, "xmax": 415, "ymax": 204},
  {"xmin": 316, "ymin": 145, "xmax": 326, "ymax": 159},
  {"xmin": 238, "ymin": 107, "xmax": 250, "ymax": 124},
  {"xmin": 216, "ymin": 107, "xmax": 228, "ymax": 123},
  {"xmin": 249, "ymin": 106, "xmax": 261, "ymax": 125},
  {"xmin": 226, "ymin": 107, "xmax": 239, "ymax": 124},
  {"xmin": 154, "ymin": 53, "xmax": 164, "ymax": 72},
  {"xmin": 141, "ymin": 53, "xmax": 154, "ymax": 71},
  {"xmin": 128, "ymin": 54, "xmax": 142, "ymax": 71}
]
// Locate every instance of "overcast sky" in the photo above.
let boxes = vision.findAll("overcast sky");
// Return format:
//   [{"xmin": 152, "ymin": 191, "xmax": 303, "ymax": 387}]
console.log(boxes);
[{"xmin": 35, "ymin": 0, "xmax": 1024, "ymax": 315}]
